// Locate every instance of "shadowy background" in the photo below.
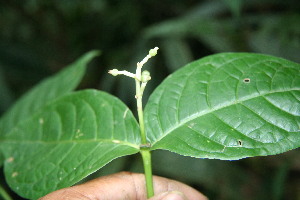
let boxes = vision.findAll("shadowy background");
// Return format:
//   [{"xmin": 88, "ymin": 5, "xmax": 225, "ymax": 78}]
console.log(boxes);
[{"xmin": 0, "ymin": 0, "xmax": 299, "ymax": 199}]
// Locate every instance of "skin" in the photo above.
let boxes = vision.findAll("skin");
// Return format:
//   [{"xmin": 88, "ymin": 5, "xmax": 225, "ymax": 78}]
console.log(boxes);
[{"xmin": 39, "ymin": 172, "xmax": 208, "ymax": 200}]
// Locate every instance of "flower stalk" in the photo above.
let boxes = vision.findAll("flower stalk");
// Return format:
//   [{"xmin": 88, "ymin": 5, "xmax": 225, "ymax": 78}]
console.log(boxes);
[{"xmin": 108, "ymin": 47, "xmax": 159, "ymax": 198}]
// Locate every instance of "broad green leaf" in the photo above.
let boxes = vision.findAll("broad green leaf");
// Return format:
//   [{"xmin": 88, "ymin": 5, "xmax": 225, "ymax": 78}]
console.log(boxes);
[
  {"xmin": 1, "ymin": 89, "xmax": 140, "ymax": 199},
  {"xmin": 0, "ymin": 50, "xmax": 100, "ymax": 139},
  {"xmin": 145, "ymin": 53, "xmax": 300, "ymax": 160},
  {"xmin": 0, "ymin": 50, "xmax": 99, "ymax": 166}
]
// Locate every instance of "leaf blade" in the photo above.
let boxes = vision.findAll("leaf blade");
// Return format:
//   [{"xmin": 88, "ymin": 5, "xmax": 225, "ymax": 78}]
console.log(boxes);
[
  {"xmin": 1, "ymin": 90, "xmax": 140, "ymax": 199},
  {"xmin": 145, "ymin": 53, "xmax": 300, "ymax": 160}
]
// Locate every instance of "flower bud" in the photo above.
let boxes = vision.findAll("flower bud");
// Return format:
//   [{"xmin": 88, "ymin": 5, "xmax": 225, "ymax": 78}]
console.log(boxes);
[
  {"xmin": 108, "ymin": 69, "xmax": 119, "ymax": 76},
  {"xmin": 149, "ymin": 47, "xmax": 159, "ymax": 57},
  {"xmin": 141, "ymin": 70, "xmax": 151, "ymax": 83}
]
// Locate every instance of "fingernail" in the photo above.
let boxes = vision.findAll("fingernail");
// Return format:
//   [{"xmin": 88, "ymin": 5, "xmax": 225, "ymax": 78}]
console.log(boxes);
[{"xmin": 162, "ymin": 191, "xmax": 187, "ymax": 200}]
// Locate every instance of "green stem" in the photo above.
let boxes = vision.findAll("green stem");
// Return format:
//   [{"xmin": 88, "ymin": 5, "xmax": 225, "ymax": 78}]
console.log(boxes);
[
  {"xmin": 0, "ymin": 185, "xmax": 13, "ymax": 200},
  {"xmin": 140, "ymin": 150, "xmax": 154, "ymax": 198},
  {"xmin": 110, "ymin": 47, "xmax": 158, "ymax": 199},
  {"xmin": 135, "ymin": 68, "xmax": 154, "ymax": 198}
]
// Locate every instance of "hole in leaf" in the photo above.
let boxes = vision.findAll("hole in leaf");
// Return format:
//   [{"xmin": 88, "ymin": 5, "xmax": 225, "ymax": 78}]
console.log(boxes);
[
  {"xmin": 238, "ymin": 140, "xmax": 242, "ymax": 146},
  {"xmin": 243, "ymin": 78, "xmax": 250, "ymax": 83}
]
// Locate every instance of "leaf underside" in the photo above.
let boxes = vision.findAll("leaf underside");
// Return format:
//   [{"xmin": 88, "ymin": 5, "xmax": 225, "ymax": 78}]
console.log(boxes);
[
  {"xmin": 1, "ymin": 90, "xmax": 140, "ymax": 199},
  {"xmin": 145, "ymin": 53, "xmax": 300, "ymax": 160}
]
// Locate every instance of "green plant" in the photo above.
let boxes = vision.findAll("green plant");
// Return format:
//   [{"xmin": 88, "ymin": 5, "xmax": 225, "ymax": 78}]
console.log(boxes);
[{"xmin": 0, "ymin": 48, "xmax": 299, "ymax": 199}]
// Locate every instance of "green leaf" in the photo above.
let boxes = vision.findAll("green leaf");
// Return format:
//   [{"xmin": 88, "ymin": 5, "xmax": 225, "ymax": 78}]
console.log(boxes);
[
  {"xmin": 145, "ymin": 53, "xmax": 300, "ymax": 160},
  {"xmin": 0, "ymin": 50, "xmax": 99, "ymax": 165},
  {"xmin": 1, "ymin": 89, "xmax": 140, "ymax": 199}
]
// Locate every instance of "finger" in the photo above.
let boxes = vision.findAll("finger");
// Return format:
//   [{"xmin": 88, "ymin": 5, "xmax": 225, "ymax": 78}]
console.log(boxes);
[
  {"xmin": 149, "ymin": 191, "xmax": 188, "ymax": 200},
  {"xmin": 150, "ymin": 175, "xmax": 207, "ymax": 200},
  {"xmin": 39, "ymin": 172, "xmax": 139, "ymax": 200},
  {"xmin": 39, "ymin": 171, "xmax": 207, "ymax": 200}
]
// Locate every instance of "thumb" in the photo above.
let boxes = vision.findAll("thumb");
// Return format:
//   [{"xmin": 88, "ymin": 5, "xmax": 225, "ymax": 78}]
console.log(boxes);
[{"xmin": 149, "ymin": 191, "xmax": 187, "ymax": 200}]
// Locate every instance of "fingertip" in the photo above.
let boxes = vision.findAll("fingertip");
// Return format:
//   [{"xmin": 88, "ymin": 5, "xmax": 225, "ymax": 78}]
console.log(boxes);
[
  {"xmin": 162, "ymin": 191, "xmax": 187, "ymax": 200},
  {"xmin": 151, "ymin": 191, "xmax": 187, "ymax": 200}
]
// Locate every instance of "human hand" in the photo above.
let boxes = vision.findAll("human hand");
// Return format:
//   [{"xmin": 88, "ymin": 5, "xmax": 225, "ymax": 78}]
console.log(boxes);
[{"xmin": 39, "ymin": 172, "xmax": 207, "ymax": 200}]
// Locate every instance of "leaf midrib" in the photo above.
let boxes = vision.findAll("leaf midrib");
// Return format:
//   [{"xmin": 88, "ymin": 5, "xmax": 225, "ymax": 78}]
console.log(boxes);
[{"xmin": 150, "ymin": 87, "xmax": 299, "ymax": 147}]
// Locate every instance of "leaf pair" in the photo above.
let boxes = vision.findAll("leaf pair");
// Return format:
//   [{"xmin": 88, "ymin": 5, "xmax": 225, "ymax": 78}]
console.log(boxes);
[{"xmin": 0, "ymin": 51, "xmax": 299, "ymax": 199}]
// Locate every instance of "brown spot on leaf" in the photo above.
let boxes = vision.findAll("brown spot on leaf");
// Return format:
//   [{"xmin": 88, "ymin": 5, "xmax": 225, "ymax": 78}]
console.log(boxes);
[
  {"xmin": 7, "ymin": 157, "xmax": 14, "ymax": 163},
  {"xmin": 12, "ymin": 172, "xmax": 18, "ymax": 178}
]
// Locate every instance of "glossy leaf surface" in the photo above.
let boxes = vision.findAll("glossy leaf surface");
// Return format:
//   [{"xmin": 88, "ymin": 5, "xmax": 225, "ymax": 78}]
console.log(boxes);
[
  {"xmin": 0, "ymin": 50, "xmax": 99, "ymax": 168},
  {"xmin": 1, "ymin": 90, "xmax": 140, "ymax": 199},
  {"xmin": 145, "ymin": 53, "xmax": 300, "ymax": 160}
]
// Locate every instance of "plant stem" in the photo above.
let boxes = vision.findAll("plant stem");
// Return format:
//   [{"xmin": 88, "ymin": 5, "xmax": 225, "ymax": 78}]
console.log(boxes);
[
  {"xmin": 135, "ymin": 59, "xmax": 154, "ymax": 198},
  {"xmin": 140, "ymin": 149, "xmax": 154, "ymax": 198},
  {"xmin": 0, "ymin": 185, "xmax": 13, "ymax": 200},
  {"xmin": 109, "ymin": 47, "xmax": 158, "ymax": 198}
]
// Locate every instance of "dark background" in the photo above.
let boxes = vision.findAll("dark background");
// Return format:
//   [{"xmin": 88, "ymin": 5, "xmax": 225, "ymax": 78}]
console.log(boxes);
[{"xmin": 0, "ymin": 0, "xmax": 299, "ymax": 199}]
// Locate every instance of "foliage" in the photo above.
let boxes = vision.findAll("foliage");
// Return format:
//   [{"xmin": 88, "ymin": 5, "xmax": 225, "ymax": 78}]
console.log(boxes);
[
  {"xmin": 0, "ymin": 0, "xmax": 299, "ymax": 199},
  {"xmin": 0, "ymin": 50, "xmax": 299, "ymax": 199},
  {"xmin": 145, "ymin": 53, "xmax": 300, "ymax": 160}
]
